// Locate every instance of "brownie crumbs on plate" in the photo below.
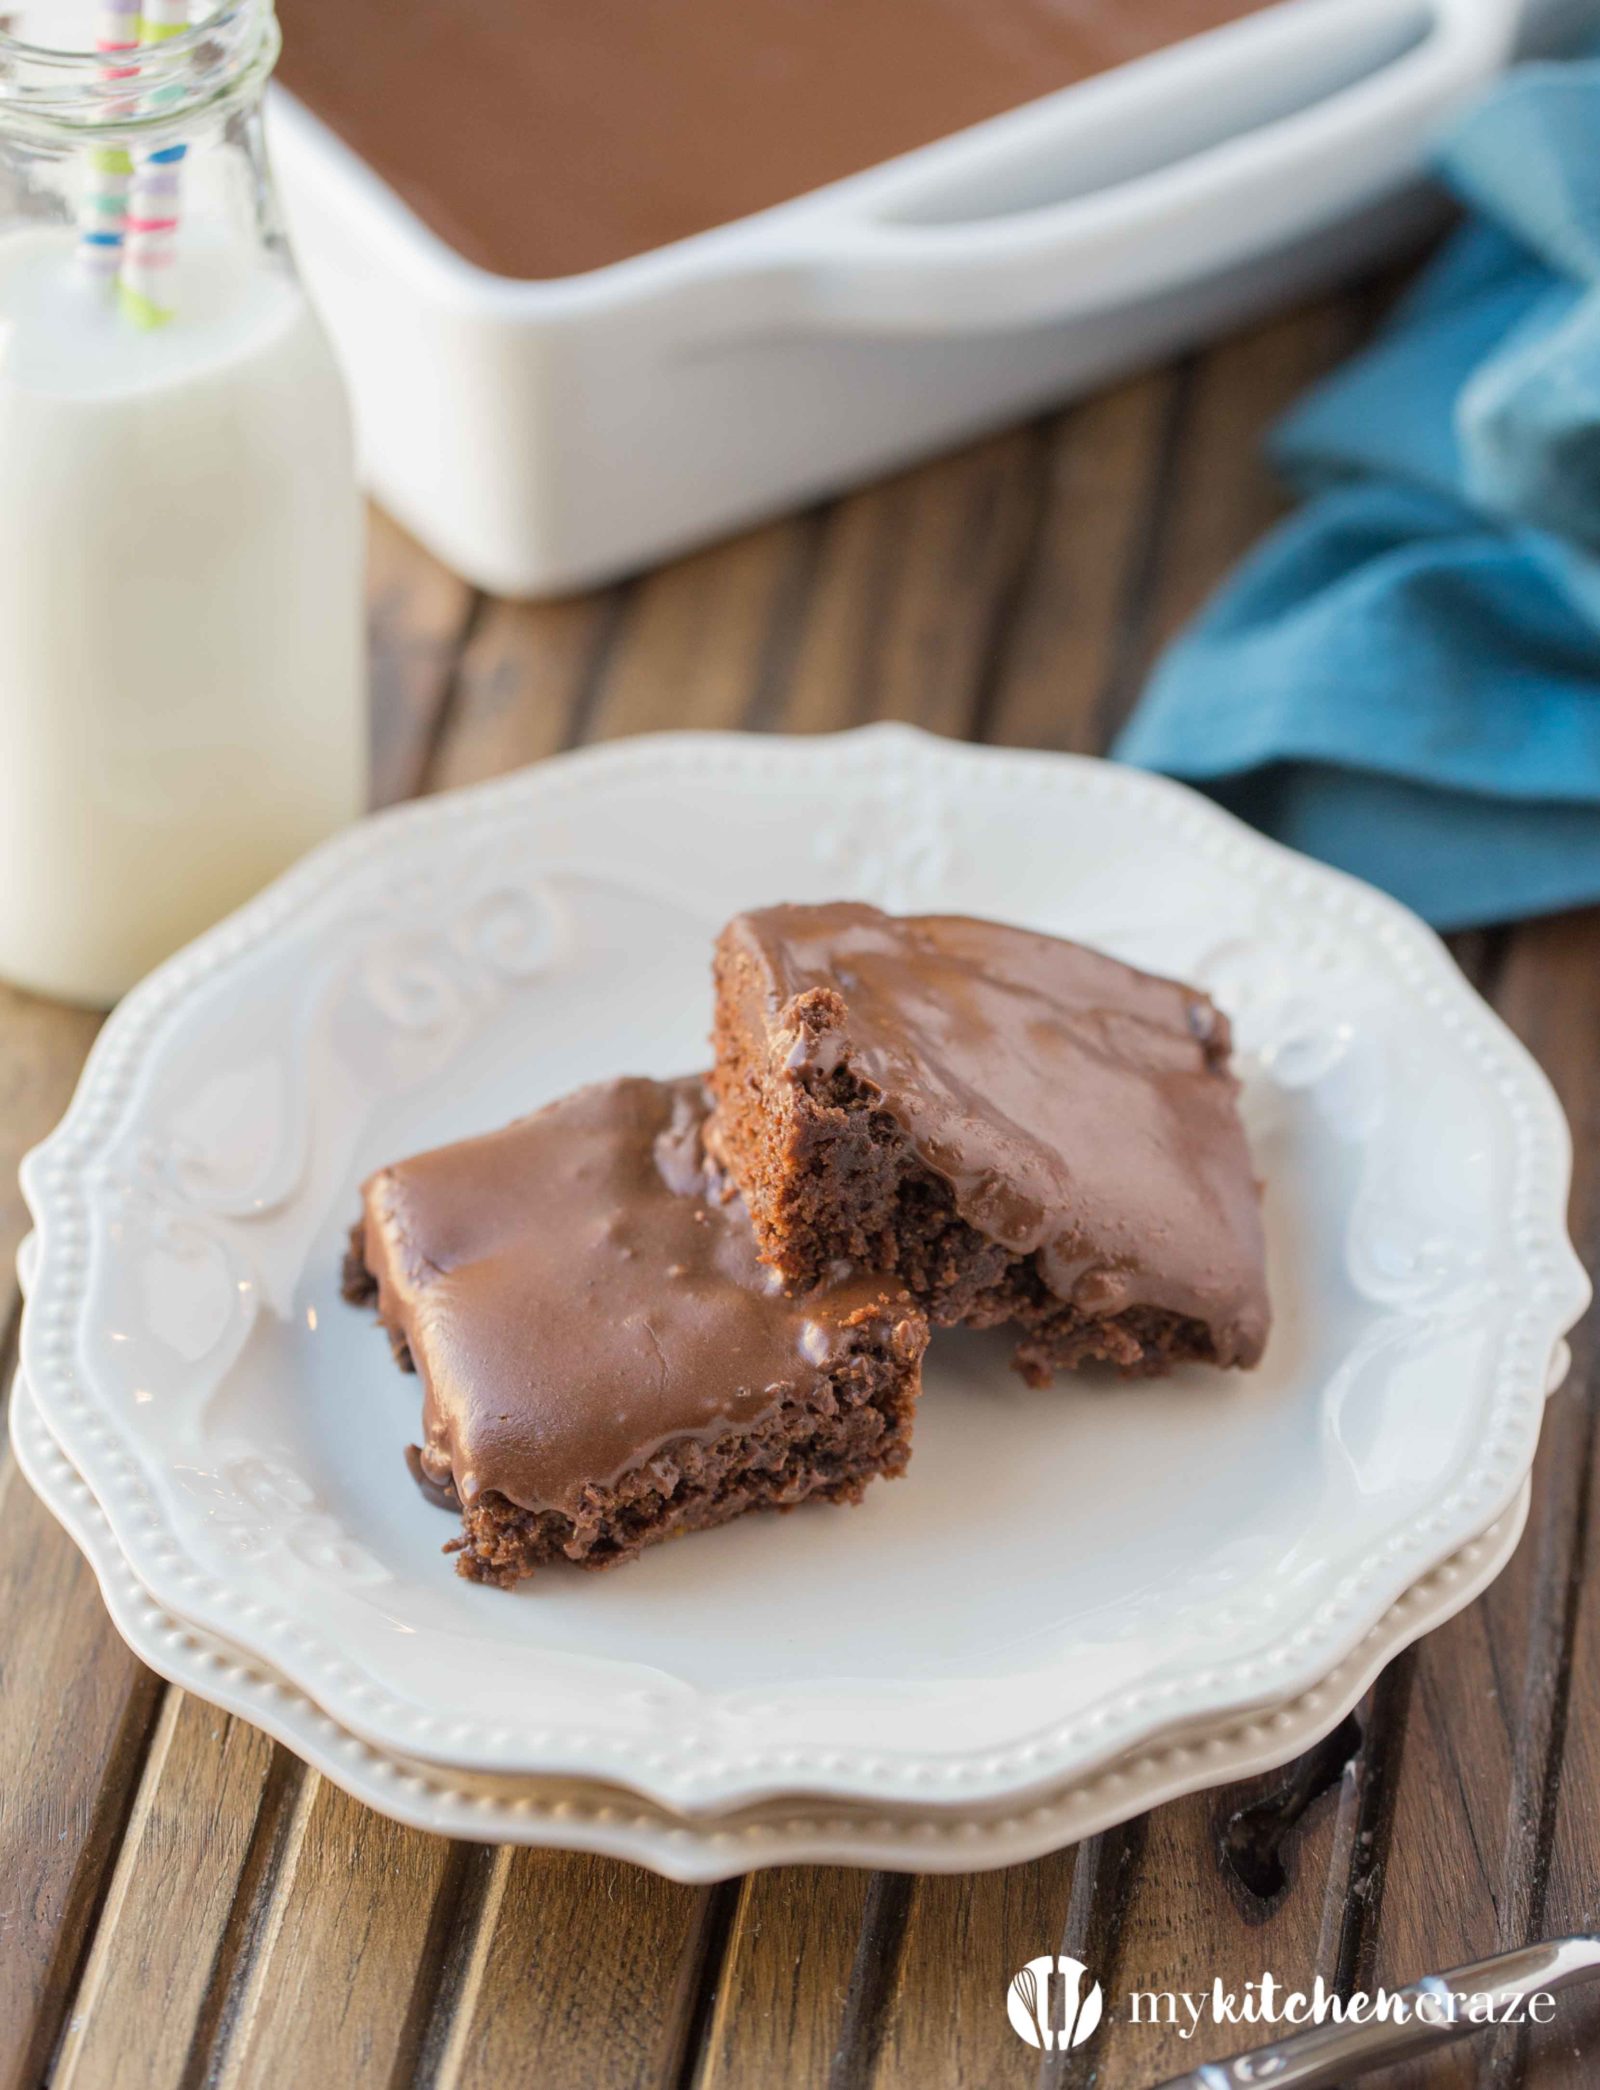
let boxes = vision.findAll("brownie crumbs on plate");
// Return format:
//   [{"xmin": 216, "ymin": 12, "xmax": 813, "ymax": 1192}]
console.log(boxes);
[
  {"xmin": 342, "ymin": 1075, "xmax": 927, "ymax": 1585},
  {"xmin": 708, "ymin": 901, "xmax": 1269, "ymax": 1383}
]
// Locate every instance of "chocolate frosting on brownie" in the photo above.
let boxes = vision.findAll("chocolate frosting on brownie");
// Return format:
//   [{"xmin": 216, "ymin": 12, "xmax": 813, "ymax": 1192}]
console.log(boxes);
[
  {"xmin": 720, "ymin": 903, "xmax": 1269, "ymax": 1362},
  {"xmin": 356, "ymin": 1075, "xmax": 919, "ymax": 1516}
]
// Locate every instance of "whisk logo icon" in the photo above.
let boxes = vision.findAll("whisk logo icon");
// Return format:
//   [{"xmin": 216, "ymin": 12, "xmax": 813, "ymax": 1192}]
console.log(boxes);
[{"xmin": 1006, "ymin": 1954, "xmax": 1104, "ymax": 2051}]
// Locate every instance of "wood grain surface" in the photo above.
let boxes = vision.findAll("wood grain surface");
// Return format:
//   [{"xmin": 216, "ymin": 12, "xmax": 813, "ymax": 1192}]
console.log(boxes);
[{"xmin": 3, "ymin": 279, "xmax": 1597, "ymax": 2090}]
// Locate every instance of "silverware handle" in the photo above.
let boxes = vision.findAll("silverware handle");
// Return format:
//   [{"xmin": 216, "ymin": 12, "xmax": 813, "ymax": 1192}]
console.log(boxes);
[{"xmin": 1154, "ymin": 1936, "xmax": 1600, "ymax": 2089}]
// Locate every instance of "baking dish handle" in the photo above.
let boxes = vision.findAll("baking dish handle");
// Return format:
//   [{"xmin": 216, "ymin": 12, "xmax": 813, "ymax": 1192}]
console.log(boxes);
[{"xmin": 778, "ymin": 0, "xmax": 1518, "ymax": 336}]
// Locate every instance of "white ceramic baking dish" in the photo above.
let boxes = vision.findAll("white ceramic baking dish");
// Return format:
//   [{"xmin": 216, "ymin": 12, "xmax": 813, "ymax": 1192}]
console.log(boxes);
[{"xmin": 267, "ymin": 0, "xmax": 1527, "ymax": 596}]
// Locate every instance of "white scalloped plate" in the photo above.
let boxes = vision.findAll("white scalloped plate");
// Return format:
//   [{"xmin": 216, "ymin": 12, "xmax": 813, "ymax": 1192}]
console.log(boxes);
[
  {"xmin": 10, "ymin": 1370, "xmax": 1532, "ymax": 1878},
  {"xmin": 18, "ymin": 728, "xmax": 1588, "ymax": 1812}
]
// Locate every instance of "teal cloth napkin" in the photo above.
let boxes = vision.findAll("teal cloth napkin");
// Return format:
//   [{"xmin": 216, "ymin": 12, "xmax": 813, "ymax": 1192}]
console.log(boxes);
[{"xmin": 1114, "ymin": 59, "xmax": 1600, "ymax": 930}]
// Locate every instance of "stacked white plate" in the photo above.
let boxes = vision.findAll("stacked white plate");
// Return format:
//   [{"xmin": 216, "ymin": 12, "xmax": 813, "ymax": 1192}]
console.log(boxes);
[{"xmin": 15, "ymin": 728, "xmax": 1588, "ymax": 1880}]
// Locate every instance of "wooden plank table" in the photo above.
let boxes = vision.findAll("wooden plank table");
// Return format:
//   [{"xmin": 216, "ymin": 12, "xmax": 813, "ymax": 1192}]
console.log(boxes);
[{"xmin": 3, "ymin": 278, "xmax": 1597, "ymax": 2090}]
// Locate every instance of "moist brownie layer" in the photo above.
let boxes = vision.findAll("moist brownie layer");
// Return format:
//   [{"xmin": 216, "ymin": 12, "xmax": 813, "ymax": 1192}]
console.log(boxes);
[
  {"xmin": 344, "ymin": 1075, "xmax": 927, "ymax": 1585},
  {"xmin": 709, "ymin": 902, "xmax": 1269, "ymax": 1383}
]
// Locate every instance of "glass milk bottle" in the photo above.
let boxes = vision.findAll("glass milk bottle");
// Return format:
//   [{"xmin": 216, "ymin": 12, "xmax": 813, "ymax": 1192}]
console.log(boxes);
[{"xmin": 0, "ymin": 0, "xmax": 366, "ymax": 1005}]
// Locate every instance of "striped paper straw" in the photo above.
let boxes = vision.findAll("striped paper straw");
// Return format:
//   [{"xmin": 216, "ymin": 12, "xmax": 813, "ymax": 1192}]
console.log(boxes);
[
  {"xmin": 119, "ymin": 0, "xmax": 189, "ymax": 328},
  {"xmin": 77, "ymin": 0, "xmax": 141, "ymax": 285}
]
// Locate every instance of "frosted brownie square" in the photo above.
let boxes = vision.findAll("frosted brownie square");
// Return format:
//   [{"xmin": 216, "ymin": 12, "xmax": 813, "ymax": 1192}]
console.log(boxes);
[
  {"xmin": 343, "ymin": 1075, "xmax": 927, "ymax": 1585},
  {"xmin": 709, "ymin": 902, "xmax": 1269, "ymax": 1383}
]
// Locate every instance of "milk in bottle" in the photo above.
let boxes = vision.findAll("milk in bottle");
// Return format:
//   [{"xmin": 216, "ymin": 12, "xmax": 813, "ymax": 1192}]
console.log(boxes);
[{"xmin": 0, "ymin": 0, "xmax": 365, "ymax": 1004}]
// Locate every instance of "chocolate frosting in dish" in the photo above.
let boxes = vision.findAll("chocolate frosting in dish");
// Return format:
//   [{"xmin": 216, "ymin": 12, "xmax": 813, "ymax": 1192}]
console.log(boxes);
[
  {"xmin": 275, "ymin": 0, "xmax": 1276, "ymax": 280},
  {"xmin": 356, "ymin": 1076, "xmax": 919, "ymax": 1516},
  {"xmin": 721, "ymin": 903, "xmax": 1269, "ymax": 1362}
]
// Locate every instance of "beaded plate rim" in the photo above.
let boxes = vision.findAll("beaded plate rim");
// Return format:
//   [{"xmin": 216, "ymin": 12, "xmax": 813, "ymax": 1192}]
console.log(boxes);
[
  {"xmin": 11, "ymin": 1370, "xmax": 1533, "ymax": 1880},
  {"xmin": 18, "ymin": 726, "xmax": 1589, "ymax": 1810}
]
